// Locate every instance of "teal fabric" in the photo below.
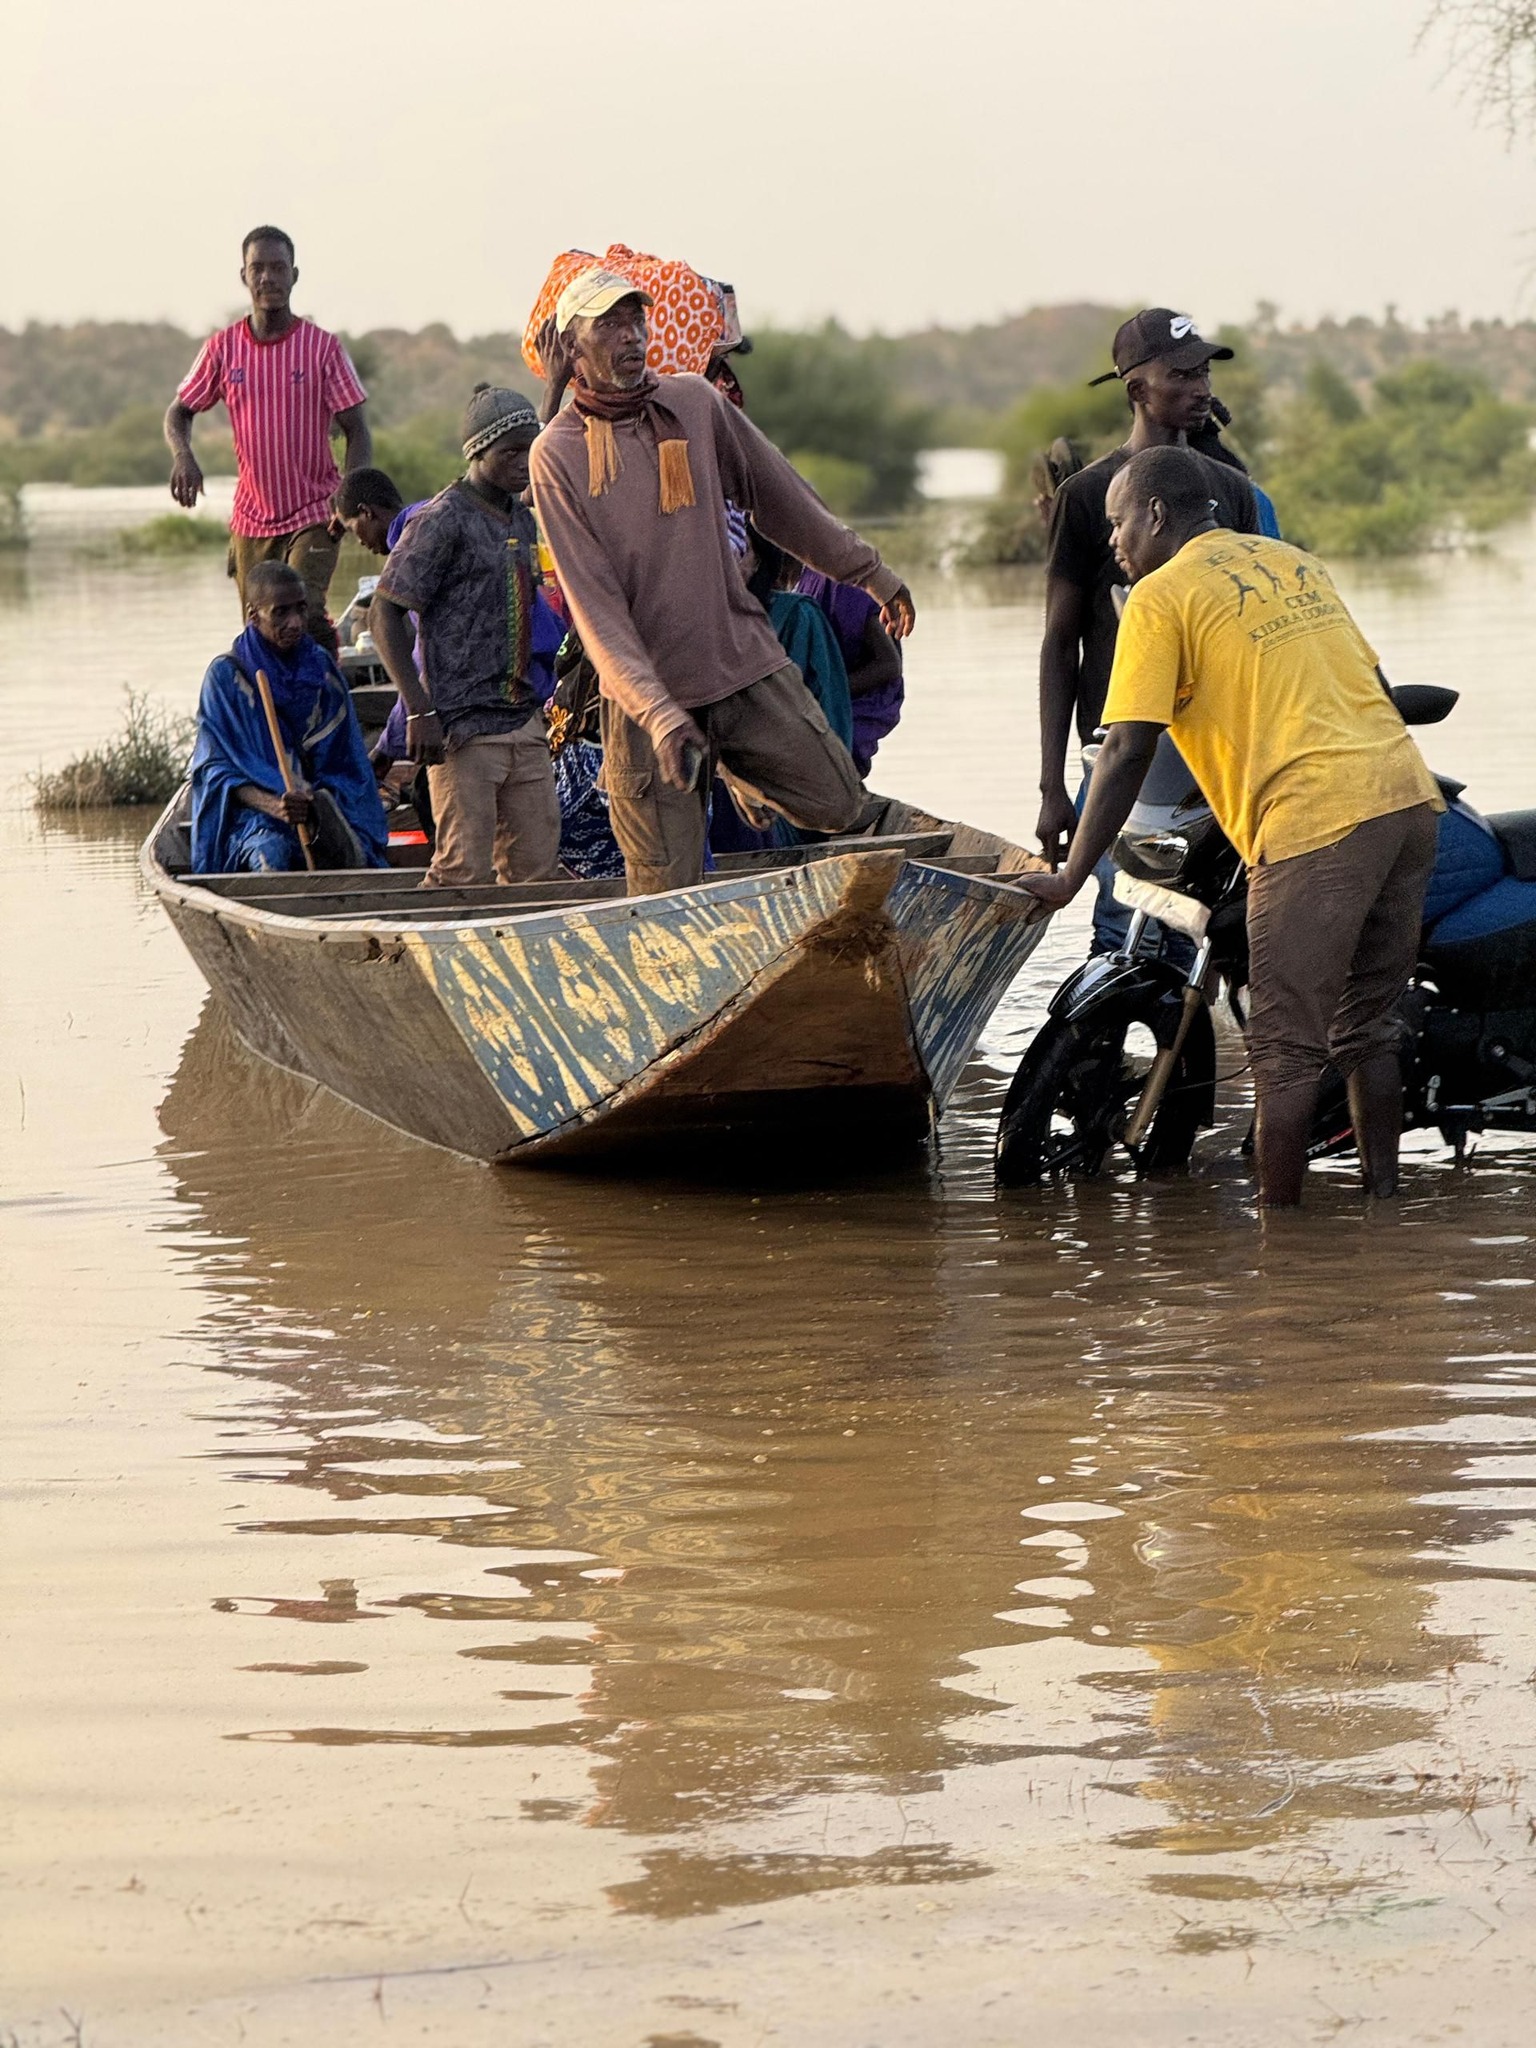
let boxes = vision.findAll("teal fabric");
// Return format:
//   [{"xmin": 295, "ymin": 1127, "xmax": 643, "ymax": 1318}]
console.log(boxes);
[{"xmin": 766, "ymin": 591, "xmax": 854, "ymax": 751}]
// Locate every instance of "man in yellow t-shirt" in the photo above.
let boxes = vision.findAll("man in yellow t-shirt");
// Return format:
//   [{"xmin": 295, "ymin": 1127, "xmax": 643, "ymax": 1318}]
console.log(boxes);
[{"xmin": 1021, "ymin": 445, "xmax": 1443, "ymax": 1208}]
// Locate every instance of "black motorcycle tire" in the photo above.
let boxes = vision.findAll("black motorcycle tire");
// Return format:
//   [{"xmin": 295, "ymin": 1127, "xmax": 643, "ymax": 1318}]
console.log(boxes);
[{"xmin": 996, "ymin": 992, "xmax": 1214, "ymax": 1187}]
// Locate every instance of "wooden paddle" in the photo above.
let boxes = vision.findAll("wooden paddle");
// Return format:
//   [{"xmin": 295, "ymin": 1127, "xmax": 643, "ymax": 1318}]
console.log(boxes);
[{"xmin": 254, "ymin": 668, "xmax": 317, "ymax": 872}]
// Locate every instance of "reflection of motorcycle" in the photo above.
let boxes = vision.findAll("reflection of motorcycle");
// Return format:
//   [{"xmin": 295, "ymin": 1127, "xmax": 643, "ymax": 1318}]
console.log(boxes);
[{"xmin": 997, "ymin": 686, "xmax": 1536, "ymax": 1184}]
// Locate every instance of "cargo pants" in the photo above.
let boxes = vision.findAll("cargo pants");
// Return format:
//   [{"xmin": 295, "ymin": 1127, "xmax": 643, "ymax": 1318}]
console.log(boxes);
[
  {"xmin": 600, "ymin": 663, "xmax": 863, "ymax": 896},
  {"xmin": 229, "ymin": 524, "xmax": 341, "ymax": 645}
]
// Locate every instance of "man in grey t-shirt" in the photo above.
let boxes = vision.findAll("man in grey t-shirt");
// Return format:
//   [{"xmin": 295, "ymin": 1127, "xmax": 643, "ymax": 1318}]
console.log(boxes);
[{"xmin": 372, "ymin": 387, "xmax": 560, "ymax": 888}]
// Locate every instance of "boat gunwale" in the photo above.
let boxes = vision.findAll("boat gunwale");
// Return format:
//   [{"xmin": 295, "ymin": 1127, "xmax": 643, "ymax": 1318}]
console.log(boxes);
[
  {"xmin": 141, "ymin": 796, "xmax": 1047, "ymax": 950},
  {"xmin": 145, "ymin": 840, "xmax": 926, "ymax": 951},
  {"xmin": 150, "ymin": 858, "xmax": 1045, "ymax": 952}
]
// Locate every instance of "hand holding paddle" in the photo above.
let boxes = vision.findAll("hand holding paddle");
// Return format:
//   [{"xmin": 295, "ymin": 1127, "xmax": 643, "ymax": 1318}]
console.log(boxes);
[{"xmin": 254, "ymin": 668, "xmax": 318, "ymax": 871}]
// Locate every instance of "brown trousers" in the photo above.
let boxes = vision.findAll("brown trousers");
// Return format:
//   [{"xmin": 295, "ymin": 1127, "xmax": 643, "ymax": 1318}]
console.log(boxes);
[
  {"xmin": 229, "ymin": 524, "xmax": 340, "ymax": 638},
  {"xmin": 600, "ymin": 663, "xmax": 863, "ymax": 895},
  {"xmin": 422, "ymin": 723, "xmax": 562, "ymax": 889},
  {"xmin": 1245, "ymin": 803, "xmax": 1439, "ymax": 1095}
]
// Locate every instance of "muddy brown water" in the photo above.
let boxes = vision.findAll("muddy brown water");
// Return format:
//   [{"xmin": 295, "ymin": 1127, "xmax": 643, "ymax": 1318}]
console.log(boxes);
[{"xmin": 3, "ymin": 493, "xmax": 1536, "ymax": 2044}]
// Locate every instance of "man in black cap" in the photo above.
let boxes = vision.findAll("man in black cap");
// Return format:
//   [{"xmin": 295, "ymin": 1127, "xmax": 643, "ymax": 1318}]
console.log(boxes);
[
  {"xmin": 370, "ymin": 385, "xmax": 561, "ymax": 889},
  {"xmin": 1036, "ymin": 310, "xmax": 1260, "ymax": 951}
]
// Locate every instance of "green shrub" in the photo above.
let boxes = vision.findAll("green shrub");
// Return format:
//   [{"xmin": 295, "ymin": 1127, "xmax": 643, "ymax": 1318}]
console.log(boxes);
[
  {"xmin": 958, "ymin": 496, "xmax": 1050, "ymax": 568},
  {"xmin": 1283, "ymin": 486, "xmax": 1435, "ymax": 557},
  {"xmin": 1266, "ymin": 356, "xmax": 1536, "ymax": 552},
  {"xmin": 371, "ymin": 409, "xmax": 464, "ymax": 504},
  {"xmin": 0, "ymin": 481, "xmax": 24, "ymax": 548},
  {"xmin": 62, "ymin": 404, "xmax": 182, "ymax": 485},
  {"xmin": 1300, "ymin": 360, "xmax": 1364, "ymax": 427},
  {"xmin": 120, "ymin": 514, "xmax": 227, "ymax": 556},
  {"xmin": 789, "ymin": 450, "xmax": 874, "ymax": 517},
  {"xmin": 961, "ymin": 375, "xmax": 1128, "ymax": 565},
  {"xmin": 738, "ymin": 326, "xmax": 932, "ymax": 513},
  {"xmin": 0, "ymin": 405, "xmax": 237, "ymax": 488},
  {"xmin": 995, "ymin": 378, "xmax": 1129, "ymax": 493},
  {"xmin": 34, "ymin": 689, "xmax": 195, "ymax": 810}
]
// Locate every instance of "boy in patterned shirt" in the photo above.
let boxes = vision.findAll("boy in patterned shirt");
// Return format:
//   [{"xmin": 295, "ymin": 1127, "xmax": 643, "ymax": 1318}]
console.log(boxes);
[{"xmin": 370, "ymin": 387, "xmax": 561, "ymax": 889}]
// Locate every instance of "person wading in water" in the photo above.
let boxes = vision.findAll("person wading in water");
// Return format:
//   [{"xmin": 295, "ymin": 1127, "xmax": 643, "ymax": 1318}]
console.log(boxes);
[
  {"xmin": 1020, "ymin": 446, "xmax": 1443, "ymax": 1209},
  {"xmin": 529, "ymin": 265, "xmax": 915, "ymax": 896}
]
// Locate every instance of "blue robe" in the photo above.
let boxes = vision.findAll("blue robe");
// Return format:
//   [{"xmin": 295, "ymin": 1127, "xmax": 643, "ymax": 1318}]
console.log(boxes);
[{"xmin": 189, "ymin": 625, "xmax": 389, "ymax": 873}]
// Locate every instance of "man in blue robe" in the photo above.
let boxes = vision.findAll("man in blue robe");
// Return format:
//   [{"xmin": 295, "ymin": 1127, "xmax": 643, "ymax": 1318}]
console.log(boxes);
[{"xmin": 189, "ymin": 560, "xmax": 389, "ymax": 872}]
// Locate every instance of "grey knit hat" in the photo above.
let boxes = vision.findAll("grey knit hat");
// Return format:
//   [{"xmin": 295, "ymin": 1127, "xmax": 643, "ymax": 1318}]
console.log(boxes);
[{"xmin": 462, "ymin": 383, "xmax": 539, "ymax": 459}]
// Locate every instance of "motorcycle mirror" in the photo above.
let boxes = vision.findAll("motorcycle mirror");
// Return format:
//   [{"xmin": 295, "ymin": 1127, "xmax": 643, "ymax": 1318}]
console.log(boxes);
[{"xmin": 1389, "ymin": 684, "xmax": 1459, "ymax": 726}]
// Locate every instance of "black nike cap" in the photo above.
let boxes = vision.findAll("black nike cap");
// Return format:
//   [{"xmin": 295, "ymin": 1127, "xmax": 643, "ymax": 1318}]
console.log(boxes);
[{"xmin": 1088, "ymin": 308, "xmax": 1235, "ymax": 386}]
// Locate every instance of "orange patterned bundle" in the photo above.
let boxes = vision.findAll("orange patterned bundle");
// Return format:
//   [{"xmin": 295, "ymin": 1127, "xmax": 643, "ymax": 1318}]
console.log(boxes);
[{"xmin": 522, "ymin": 244, "xmax": 732, "ymax": 379}]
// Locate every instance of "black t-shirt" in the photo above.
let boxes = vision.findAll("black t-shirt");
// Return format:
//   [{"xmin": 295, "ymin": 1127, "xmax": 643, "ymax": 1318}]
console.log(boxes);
[{"xmin": 1046, "ymin": 446, "xmax": 1260, "ymax": 743}]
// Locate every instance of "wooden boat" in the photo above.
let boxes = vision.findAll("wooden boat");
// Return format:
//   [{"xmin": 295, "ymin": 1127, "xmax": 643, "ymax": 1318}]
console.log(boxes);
[{"xmin": 142, "ymin": 796, "xmax": 1049, "ymax": 1165}]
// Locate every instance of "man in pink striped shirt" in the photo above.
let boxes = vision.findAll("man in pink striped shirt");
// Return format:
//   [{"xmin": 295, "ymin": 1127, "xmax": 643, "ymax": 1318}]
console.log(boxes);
[{"xmin": 164, "ymin": 226, "xmax": 371, "ymax": 645}]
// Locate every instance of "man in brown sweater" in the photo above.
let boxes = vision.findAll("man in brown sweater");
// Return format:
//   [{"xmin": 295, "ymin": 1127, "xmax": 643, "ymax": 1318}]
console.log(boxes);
[{"xmin": 530, "ymin": 266, "xmax": 915, "ymax": 894}]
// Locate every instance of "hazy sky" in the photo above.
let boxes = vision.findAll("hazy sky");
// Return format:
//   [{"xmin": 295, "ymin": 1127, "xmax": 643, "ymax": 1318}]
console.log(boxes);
[{"xmin": 5, "ymin": 0, "xmax": 1535, "ymax": 340}]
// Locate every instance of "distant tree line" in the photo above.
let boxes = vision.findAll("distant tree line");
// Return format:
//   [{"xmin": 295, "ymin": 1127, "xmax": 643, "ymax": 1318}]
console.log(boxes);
[
  {"xmin": 8, "ymin": 306, "xmax": 1536, "ymax": 550},
  {"xmin": 969, "ymin": 330, "xmax": 1536, "ymax": 562}
]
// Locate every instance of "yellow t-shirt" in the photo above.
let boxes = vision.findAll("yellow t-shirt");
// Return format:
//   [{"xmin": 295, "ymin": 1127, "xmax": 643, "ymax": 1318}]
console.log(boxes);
[{"xmin": 1102, "ymin": 531, "xmax": 1443, "ymax": 865}]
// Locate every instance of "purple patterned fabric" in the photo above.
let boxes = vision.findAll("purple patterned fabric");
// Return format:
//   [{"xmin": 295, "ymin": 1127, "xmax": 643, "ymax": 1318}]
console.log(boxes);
[{"xmin": 380, "ymin": 693, "xmax": 408, "ymax": 758}]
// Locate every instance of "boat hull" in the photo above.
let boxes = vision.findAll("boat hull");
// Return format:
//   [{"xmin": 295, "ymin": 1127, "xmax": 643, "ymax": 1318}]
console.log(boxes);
[{"xmin": 147, "ymin": 806, "xmax": 1047, "ymax": 1165}]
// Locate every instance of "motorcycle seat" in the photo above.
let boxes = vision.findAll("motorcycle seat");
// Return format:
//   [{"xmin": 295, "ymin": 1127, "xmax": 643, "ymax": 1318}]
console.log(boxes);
[
  {"xmin": 1487, "ymin": 810, "xmax": 1536, "ymax": 883},
  {"xmin": 1423, "ymin": 802, "xmax": 1505, "ymax": 924},
  {"xmin": 1424, "ymin": 874, "xmax": 1536, "ymax": 1010}
]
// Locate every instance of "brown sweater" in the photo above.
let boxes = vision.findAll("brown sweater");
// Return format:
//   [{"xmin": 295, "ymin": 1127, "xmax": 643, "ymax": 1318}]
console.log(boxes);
[{"xmin": 530, "ymin": 374, "xmax": 902, "ymax": 745}]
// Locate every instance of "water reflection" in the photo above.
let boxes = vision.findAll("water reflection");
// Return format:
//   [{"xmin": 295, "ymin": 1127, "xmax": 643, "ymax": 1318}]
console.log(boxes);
[{"xmin": 156, "ymin": 1002, "xmax": 1536, "ymax": 1923}]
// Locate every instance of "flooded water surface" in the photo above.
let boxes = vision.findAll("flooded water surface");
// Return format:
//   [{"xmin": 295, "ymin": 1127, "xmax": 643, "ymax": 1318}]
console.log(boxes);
[{"xmin": 3, "ymin": 496, "xmax": 1536, "ymax": 2044}]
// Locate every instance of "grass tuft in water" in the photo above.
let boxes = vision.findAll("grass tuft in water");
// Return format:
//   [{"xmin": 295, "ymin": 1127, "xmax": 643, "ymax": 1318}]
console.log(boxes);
[
  {"xmin": 119, "ymin": 513, "xmax": 228, "ymax": 557},
  {"xmin": 34, "ymin": 689, "xmax": 195, "ymax": 811},
  {"xmin": 0, "ymin": 480, "xmax": 27, "ymax": 548}
]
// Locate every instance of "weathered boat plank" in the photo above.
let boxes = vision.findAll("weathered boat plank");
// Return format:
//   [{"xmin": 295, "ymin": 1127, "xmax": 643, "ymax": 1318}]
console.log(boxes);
[
  {"xmin": 161, "ymin": 900, "xmax": 525, "ymax": 1158},
  {"xmin": 892, "ymin": 862, "xmax": 1044, "ymax": 1105},
  {"xmin": 401, "ymin": 855, "xmax": 907, "ymax": 1148},
  {"xmin": 515, "ymin": 854, "xmax": 924, "ymax": 1157}
]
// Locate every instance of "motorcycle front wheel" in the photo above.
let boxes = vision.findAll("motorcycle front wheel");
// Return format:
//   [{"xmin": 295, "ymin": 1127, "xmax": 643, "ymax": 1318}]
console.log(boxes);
[{"xmin": 995, "ymin": 992, "xmax": 1214, "ymax": 1187}]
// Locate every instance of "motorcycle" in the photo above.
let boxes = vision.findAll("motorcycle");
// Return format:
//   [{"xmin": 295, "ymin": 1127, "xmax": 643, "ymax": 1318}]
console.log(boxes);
[{"xmin": 996, "ymin": 686, "xmax": 1536, "ymax": 1184}]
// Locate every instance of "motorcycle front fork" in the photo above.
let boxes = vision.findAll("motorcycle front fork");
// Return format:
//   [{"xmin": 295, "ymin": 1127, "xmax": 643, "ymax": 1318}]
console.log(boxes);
[{"xmin": 1120, "ymin": 931, "xmax": 1215, "ymax": 1149}]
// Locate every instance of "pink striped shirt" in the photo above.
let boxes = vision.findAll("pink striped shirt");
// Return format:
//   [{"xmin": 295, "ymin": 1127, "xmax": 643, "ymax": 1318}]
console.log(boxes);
[{"xmin": 177, "ymin": 317, "xmax": 367, "ymax": 538}]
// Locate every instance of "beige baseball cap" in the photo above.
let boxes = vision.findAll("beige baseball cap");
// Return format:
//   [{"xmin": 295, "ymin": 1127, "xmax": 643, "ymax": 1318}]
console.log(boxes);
[{"xmin": 554, "ymin": 265, "xmax": 652, "ymax": 334}]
